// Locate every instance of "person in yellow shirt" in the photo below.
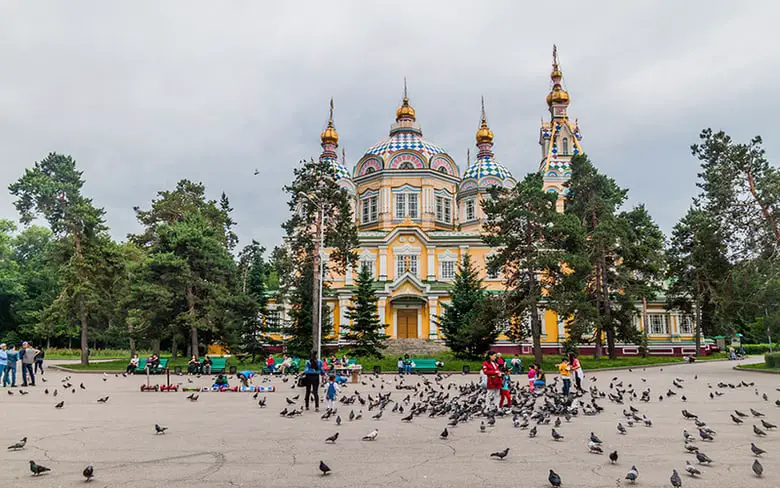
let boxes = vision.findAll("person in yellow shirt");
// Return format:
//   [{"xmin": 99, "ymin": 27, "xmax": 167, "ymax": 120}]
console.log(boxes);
[{"xmin": 558, "ymin": 358, "xmax": 571, "ymax": 396}]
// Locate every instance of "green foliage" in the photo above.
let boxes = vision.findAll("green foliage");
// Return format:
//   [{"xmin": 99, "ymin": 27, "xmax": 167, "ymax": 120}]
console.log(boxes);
[
  {"xmin": 234, "ymin": 241, "xmax": 271, "ymax": 360},
  {"xmin": 435, "ymin": 254, "xmax": 501, "ymax": 359},
  {"xmin": 344, "ymin": 265, "xmax": 386, "ymax": 358},
  {"xmin": 638, "ymin": 332, "xmax": 649, "ymax": 358},
  {"xmin": 560, "ymin": 336, "xmax": 580, "ymax": 357},
  {"xmin": 765, "ymin": 352, "xmax": 780, "ymax": 368}
]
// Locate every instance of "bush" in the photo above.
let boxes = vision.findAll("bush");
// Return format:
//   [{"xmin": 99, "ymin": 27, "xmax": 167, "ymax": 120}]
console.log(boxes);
[
  {"xmin": 561, "ymin": 337, "xmax": 579, "ymax": 356},
  {"xmin": 741, "ymin": 344, "xmax": 774, "ymax": 354},
  {"xmin": 765, "ymin": 352, "xmax": 780, "ymax": 368}
]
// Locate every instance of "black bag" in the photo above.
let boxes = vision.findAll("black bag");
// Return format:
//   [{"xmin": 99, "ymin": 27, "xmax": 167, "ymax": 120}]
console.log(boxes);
[{"xmin": 296, "ymin": 374, "xmax": 306, "ymax": 387}]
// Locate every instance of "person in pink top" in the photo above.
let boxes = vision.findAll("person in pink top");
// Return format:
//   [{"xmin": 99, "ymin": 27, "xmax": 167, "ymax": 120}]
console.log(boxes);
[
  {"xmin": 527, "ymin": 364, "xmax": 537, "ymax": 392},
  {"xmin": 568, "ymin": 353, "xmax": 584, "ymax": 392}
]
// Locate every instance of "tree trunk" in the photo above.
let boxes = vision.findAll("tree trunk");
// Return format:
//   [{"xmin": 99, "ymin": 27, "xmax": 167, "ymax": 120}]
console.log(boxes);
[
  {"xmin": 593, "ymin": 328, "xmax": 602, "ymax": 359},
  {"xmin": 171, "ymin": 336, "xmax": 178, "ymax": 360},
  {"xmin": 46, "ymin": 336, "xmax": 51, "ymax": 349},
  {"xmin": 187, "ymin": 286, "xmax": 199, "ymax": 357},
  {"xmin": 79, "ymin": 301, "xmax": 89, "ymax": 365},
  {"xmin": 694, "ymin": 285, "xmax": 703, "ymax": 356},
  {"xmin": 152, "ymin": 338, "xmax": 160, "ymax": 357},
  {"xmin": 311, "ymin": 209, "xmax": 322, "ymax": 358},
  {"xmin": 606, "ymin": 327, "xmax": 617, "ymax": 360},
  {"xmin": 129, "ymin": 337, "xmax": 136, "ymax": 356},
  {"xmin": 531, "ymin": 309, "xmax": 543, "ymax": 365}
]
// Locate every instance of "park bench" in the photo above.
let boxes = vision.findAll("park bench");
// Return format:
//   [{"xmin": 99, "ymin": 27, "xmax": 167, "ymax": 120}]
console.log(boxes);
[
  {"xmin": 134, "ymin": 358, "xmax": 147, "ymax": 373},
  {"xmin": 133, "ymin": 358, "xmax": 168, "ymax": 374},
  {"xmin": 209, "ymin": 357, "xmax": 227, "ymax": 374},
  {"xmin": 410, "ymin": 358, "xmax": 439, "ymax": 374}
]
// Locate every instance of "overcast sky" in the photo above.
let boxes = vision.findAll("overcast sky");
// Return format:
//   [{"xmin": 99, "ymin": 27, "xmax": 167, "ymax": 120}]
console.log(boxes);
[{"xmin": 1, "ymin": 1, "xmax": 778, "ymax": 251}]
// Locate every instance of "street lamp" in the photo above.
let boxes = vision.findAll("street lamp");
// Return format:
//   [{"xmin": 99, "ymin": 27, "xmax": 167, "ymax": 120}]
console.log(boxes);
[{"xmin": 299, "ymin": 192, "xmax": 325, "ymax": 361}]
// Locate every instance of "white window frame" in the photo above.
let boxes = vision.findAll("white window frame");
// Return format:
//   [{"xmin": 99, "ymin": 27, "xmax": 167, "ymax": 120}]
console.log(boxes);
[
  {"xmin": 360, "ymin": 195, "xmax": 378, "ymax": 224},
  {"xmin": 359, "ymin": 260, "xmax": 375, "ymax": 279},
  {"xmin": 679, "ymin": 314, "xmax": 694, "ymax": 335},
  {"xmin": 395, "ymin": 254, "xmax": 418, "ymax": 277},
  {"xmin": 647, "ymin": 314, "xmax": 668, "ymax": 335},
  {"xmin": 438, "ymin": 249, "xmax": 457, "ymax": 281},
  {"xmin": 562, "ymin": 137, "xmax": 569, "ymax": 155},
  {"xmin": 435, "ymin": 192, "xmax": 453, "ymax": 224},
  {"xmin": 465, "ymin": 199, "xmax": 476, "ymax": 222},
  {"xmin": 393, "ymin": 186, "xmax": 420, "ymax": 220}
]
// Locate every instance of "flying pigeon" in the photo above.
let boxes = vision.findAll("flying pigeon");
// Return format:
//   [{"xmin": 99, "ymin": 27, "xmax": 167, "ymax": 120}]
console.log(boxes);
[
  {"xmin": 319, "ymin": 460, "xmax": 331, "ymax": 476},
  {"xmin": 548, "ymin": 469, "xmax": 562, "ymax": 487},
  {"xmin": 325, "ymin": 433, "xmax": 339, "ymax": 443},
  {"xmin": 625, "ymin": 465, "xmax": 639, "ymax": 483},
  {"xmin": 490, "ymin": 448, "xmax": 509, "ymax": 460},
  {"xmin": 29, "ymin": 460, "xmax": 50, "ymax": 476},
  {"xmin": 670, "ymin": 469, "xmax": 682, "ymax": 487},
  {"xmin": 8, "ymin": 437, "xmax": 27, "ymax": 450},
  {"xmin": 752, "ymin": 459, "xmax": 763, "ymax": 477},
  {"xmin": 609, "ymin": 450, "xmax": 618, "ymax": 463},
  {"xmin": 83, "ymin": 465, "xmax": 94, "ymax": 481},
  {"xmin": 154, "ymin": 424, "xmax": 168, "ymax": 434},
  {"xmin": 362, "ymin": 429, "xmax": 379, "ymax": 441}
]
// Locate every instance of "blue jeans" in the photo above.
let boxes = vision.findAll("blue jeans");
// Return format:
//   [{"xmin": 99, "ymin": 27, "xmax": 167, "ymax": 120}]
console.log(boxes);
[
  {"xmin": 22, "ymin": 363, "xmax": 35, "ymax": 386},
  {"xmin": 35, "ymin": 359, "xmax": 44, "ymax": 374},
  {"xmin": 404, "ymin": 365, "xmax": 412, "ymax": 375},
  {"xmin": 562, "ymin": 378, "xmax": 571, "ymax": 396},
  {"xmin": 3, "ymin": 365, "xmax": 16, "ymax": 387}
]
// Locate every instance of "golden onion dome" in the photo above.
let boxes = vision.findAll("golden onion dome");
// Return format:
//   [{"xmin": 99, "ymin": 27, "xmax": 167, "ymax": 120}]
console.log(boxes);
[
  {"xmin": 320, "ymin": 121, "xmax": 339, "ymax": 145},
  {"xmin": 547, "ymin": 85, "xmax": 570, "ymax": 107},
  {"xmin": 476, "ymin": 118, "xmax": 494, "ymax": 144},
  {"xmin": 396, "ymin": 97, "xmax": 416, "ymax": 120}
]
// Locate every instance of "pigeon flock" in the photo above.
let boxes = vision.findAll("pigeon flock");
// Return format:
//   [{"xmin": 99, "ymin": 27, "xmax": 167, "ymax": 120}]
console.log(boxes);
[{"xmin": 1, "ymin": 361, "xmax": 778, "ymax": 486}]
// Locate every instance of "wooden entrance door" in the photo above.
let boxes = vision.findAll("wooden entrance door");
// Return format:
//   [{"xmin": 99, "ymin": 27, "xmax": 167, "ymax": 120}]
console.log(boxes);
[{"xmin": 397, "ymin": 309, "xmax": 418, "ymax": 339}]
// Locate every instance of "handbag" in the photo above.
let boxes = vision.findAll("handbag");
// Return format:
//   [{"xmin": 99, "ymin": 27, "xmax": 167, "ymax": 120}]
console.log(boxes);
[{"xmin": 296, "ymin": 374, "xmax": 306, "ymax": 387}]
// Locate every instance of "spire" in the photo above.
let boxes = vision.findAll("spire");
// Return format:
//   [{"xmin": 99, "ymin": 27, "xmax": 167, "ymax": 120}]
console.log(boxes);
[
  {"xmin": 395, "ymin": 78, "xmax": 416, "ymax": 121},
  {"xmin": 320, "ymin": 97, "xmax": 339, "ymax": 146},
  {"xmin": 476, "ymin": 96, "xmax": 494, "ymax": 145},
  {"xmin": 546, "ymin": 44, "xmax": 570, "ymax": 111}
]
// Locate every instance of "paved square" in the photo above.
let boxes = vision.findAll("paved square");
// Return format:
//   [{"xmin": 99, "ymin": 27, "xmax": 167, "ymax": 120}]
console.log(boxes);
[{"xmin": 1, "ymin": 357, "xmax": 777, "ymax": 487}]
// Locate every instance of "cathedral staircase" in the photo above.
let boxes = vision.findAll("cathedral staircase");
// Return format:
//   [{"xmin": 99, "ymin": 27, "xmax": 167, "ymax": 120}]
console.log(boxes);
[{"xmin": 382, "ymin": 338, "xmax": 449, "ymax": 357}]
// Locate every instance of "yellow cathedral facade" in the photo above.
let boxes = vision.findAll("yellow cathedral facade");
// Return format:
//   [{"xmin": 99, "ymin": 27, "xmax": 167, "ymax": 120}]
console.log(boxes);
[{"xmin": 269, "ymin": 48, "xmax": 714, "ymax": 355}]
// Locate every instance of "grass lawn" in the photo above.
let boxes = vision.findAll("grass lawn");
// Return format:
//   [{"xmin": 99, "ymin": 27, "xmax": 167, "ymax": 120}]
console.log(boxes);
[
  {"xmin": 737, "ymin": 362, "xmax": 780, "ymax": 372},
  {"xmin": 59, "ymin": 352, "xmax": 728, "ymax": 373}
]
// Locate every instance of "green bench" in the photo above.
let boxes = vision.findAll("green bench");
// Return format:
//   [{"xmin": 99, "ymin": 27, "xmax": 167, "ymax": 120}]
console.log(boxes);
[
  {"xmin": 262, "ymin": 358, "xmax": 301, "ymax": 375},
  {"xmin": 133, "ymin": 358, "xmax": 168, "ymax": 374},
  {"xmin": 410, "ymin": 358, "xmax": 439, "ymax": 374},
  {"xmin": 208, "ymin": 357, "xmax": 227, "ymax": 374}
]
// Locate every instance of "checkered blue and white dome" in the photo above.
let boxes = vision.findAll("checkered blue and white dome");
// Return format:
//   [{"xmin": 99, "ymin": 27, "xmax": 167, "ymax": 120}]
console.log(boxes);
[
  {"xmin": 325, "ymin": 157, "xmax": 351, "ymax": 181},
  {"xmin": 463, "ymin": 155, "xmax": 513, "ymax": 180},
  {"xmin": 364, "ymin": 132, "xmax": 447, "ymax": 162}
]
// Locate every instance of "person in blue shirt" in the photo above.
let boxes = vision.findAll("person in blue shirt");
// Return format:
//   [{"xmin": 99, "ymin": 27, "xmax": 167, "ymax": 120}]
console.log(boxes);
[
  {"xmin": 499, "ymin": 368, "xmax": 512, "ymax": 408},
  {"xmin": 325, "ymin": 375, "xmax": 338, "ymax": 411},
  {"xmin": 0, "ymin": 343, "xmax": 8, "ymax": 386},
  {"xmin": 4, "ymin": 345, "xmax": 19, "ymax": 387},
  {"xmin": 303, "ymin": 350, "xmax": 323, "ymax": 411},
  {"xmin": 237, "ymin": 370, "xmax": 255, "ymax": 387}
]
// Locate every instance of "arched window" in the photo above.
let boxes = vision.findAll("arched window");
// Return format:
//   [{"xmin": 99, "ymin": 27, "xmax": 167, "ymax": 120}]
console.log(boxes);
[
  {"xmin": 365, "ymin": 167, "xmax": 375, "ymax": 174},
  {"xmin": 562, "ymin": 137, "xmax": 569, "ymax": 155},
  {"xmin": 399, "ymin": 162, "xmax": 414, "ymax": 170},
  {"xmin": 438, "ymin": 166, "xmax": 449, "ymax": 174}
]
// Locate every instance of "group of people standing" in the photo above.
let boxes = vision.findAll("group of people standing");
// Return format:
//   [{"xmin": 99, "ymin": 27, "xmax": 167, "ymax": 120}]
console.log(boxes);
[
  {"xmin": 301, "ymin": 351, "xmax": 339, "ymax": 412},
  {"xmin": 0, "ymin": 342, "xmax": 44, "ymax": 387},
  {"xmin": 481, "ymin": 350, "xmax": 584, "ymax": 408}
]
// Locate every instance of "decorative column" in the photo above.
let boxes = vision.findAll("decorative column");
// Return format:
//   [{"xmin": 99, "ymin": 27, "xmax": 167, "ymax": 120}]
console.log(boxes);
[
  {"xmin": 379, "ymin": 246, "xmax": 388, "ymax": 281},
  {"xmin": 378, "ymin": 297, "xmax": 387, "ymax": 335},
  {"xmin": 345, "ymin": 263, "xmax": 353, "ymax": 286},
  {"xmin": 557, "ymin": 315, "xmax": 566, "ymax": 342},
  {"xmin": 428, "ymin": 297, "xmax": 439, "ymax": 338},
  {"xmin": 339, "ymin": 297, "xmax": 350, "ymax": 338},
  {"xmin": 427, "ymin": 246, "xmax": 436, "ymax": 280}
]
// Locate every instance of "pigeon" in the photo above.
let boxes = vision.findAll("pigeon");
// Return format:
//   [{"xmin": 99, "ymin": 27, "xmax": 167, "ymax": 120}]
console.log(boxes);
[
  {"xmin": 325, "ymin": 433, "xmax": 339, "ymax": 443},
  {"xmin": 80, "ymin": 382, "xmax": 86, "ymax": 390},
  {"xmin": 54, "ymin": 401, "xmax": 64, "ymax": 409},
  {"xmin": 682, "ymin": 409, "xmax": 697, "ymax": 419},
  {"xmin": 285, "ymin": 397, "xmax": 296, "ymax": 405},
  {"xmin": 401, "ymin": 412, "xmax": 413, "ymax": 422},
  {"xmin": 480, "ymin": 421, "xmax": 486, "ymax": 433},
  {"xmin": 684, "ymin": 460, "xmax": 700, "ymax": 476},
  {"xmin": 731, "ymin": 414, "xmax": 744, "ymax": 424},
  {"xmin": 97, "ymin": 396, "xmax": 109, "ymax": 403},
  {"xmin": 751, "ymin": 443, "xmax": 766, "ymax": 456},
  {"xmin": 529, "ymin": 426, "xmax": 537, "ymax": 438},
  {"xmin": 753, "ymin": 425, "xmax": 767, "ymax": 436},
  {"xmin": 362, "ymin": 429, "xmax": 378, "ymax": 441},
  {"xmin": 490, "ymin": 448, "xmax": 509, "ymax": 460},
  {"xmin": 752, "ymin": 459, "xmax": 763, "ymax": 477},
  {"xmin": 750, "ymin": 408, "xmax": 764, "ymax": 417},
  {"xmin": 670, "ymin": 469, "xmax": 682, "ymax": 487},
  {"xmin": 735, "ymin": 410, "xmax": 748, "ymax": 417},
  {"xmin": 29, "ymin": 460, "xmax": 51, "ymax": 476},
  {"xmin": 588, "ymin": 441, "xmax": 603, "ymax": 454},
  {"xmin": 189, "ymin": 394, "xmax": 199, "ymax": 402},
  {"xmin": 154, "ymin": 424, "xmax": 168, "ymax": 434},
  {"xmin": 589, "ymin": 432, "xmax": 602, "ymax": 444},
  {"xmin": 258, "ymin": 397, "xmax": 267, "ymax": 407},
  {"xmin": 760, "ymin": 419, "xmax": 776, "ymax": 429},
  {"xmin": 617, "ymin": 422, "xmax": 627, "ymax": 434},
  {"xmin": 625, "ymin": 465, "xmax": 639, "ymax": 483},
  {"xmin": 372, "ymin": 410, "xmax": 383, "ymax": 420},
  {"xmin": 551, "ymin": 428, "xmax": 564, "ymax": 441},
  {"xmin": 695, "ymin": 451, "xmax": 712, "ymax": 464},
  {"xmin": 8, "ymin": 437, "xmax": 27, "ymax": 450},
  {"xmin": 83, "ymin": 465, "xmax": 94, "ymax": 481},
  {"xmin": 609, "ymin": 450, "xmax": 618, "ymax": 463},
  {"xmin": 335, "ymin": 415, "xmax": 341, "ymax": 425},
  {"xmin": 440, "ymin": 428, "xmax": 448, "ymax": 439},
  {"xmin": 7, "ymin": 390, "xmax": 13, "ymax": 395},
  {"xmin": 319, "ymin": 460, "xmax": 331, "ymax": 475},
  {"xmin": 548, "ymin": 469, "xmax": 562, "ymax": 487}
]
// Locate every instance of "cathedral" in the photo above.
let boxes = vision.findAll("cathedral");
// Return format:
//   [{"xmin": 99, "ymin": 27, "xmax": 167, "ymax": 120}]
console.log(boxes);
[{"xmin": 269, "ymin": 48, "xmax": 715, "ymax": 356}]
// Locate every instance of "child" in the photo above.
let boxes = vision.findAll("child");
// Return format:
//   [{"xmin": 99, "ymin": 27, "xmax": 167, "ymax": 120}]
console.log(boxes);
[
  {"xmin": 213, "ymin": 374, "xmax": 229, "ymax": 390},
  {"xmin": 397, "ymin": 357, "xmax": 405, "ymax": 375},
  {"xmin": 499, "ymin": 368, "xmax": 512, "ymax": 408},
  {"xmin": 527, "ymin": 364, "xmax": 537, "ymax": 392},
  {"xmin": 325, "ymin": 375, "xmax": 338, "ymax": 410},
  {"xmin": 558, "ymin": 358, "xmax": 571, "ymax": 396}
]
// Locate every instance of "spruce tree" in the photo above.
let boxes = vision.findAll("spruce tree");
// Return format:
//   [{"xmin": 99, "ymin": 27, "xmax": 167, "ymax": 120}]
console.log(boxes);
[
  {"xmin": 435, "ymin": 254, "xmax": 500, "ymax": 358},
  {"xmin": 344, "ymin": 265, "xmax": 386, "ymax": 358}
]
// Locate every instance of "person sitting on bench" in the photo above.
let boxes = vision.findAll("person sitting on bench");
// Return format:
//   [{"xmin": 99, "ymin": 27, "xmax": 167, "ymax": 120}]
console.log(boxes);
[
  {"xmin": 187, "ymin": 355, "xmax": 201, "ymax": 374},
  {"xmin": 265, "ymin": 355, "xmax": 276, "ymax": 373},
  {"xmin": 201, "ymin": 355, "xmax": 212, "ymax": 374},
  {"xmin": 126, "ymin": 353, "xmax": 140, "ymax": 374}
]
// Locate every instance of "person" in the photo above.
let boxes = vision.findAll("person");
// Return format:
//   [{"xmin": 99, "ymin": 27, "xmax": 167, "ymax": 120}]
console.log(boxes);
[
  {"xmin": 20, "ymin": 342, "xmax": 39, "ymax": 387},
  {"xmin": 147, "ymin": 354, "xmax": 160, "ymax": 371},
  {"xmin": 499, "ymin": 367, "xmax": 512, "ymax": 408},
  {"xmin": 397, "ymin": 357, "xmax": 405, "ymax": 375},
  {"xmin": 126, "ymin": 353, "xmax": 140, "ymax": 374},
  {"xmin": 237, "ymin": 370, "xmax": 255, "ymax": 387},
  {"xmin": 0, "ymin": 343, "xmax": 7, "ymax": 387},
  {"xmin": 535, "ymin": 366, "xmax": 547, "ymax": 389},
  {"xmin": 213, "ymin": 374, "xmax": 229, "ymax": 389},
  {"xmin": 568, "ymin": 353, "xmax": 583, "ymax": 391},
  {"xmin": 325, "ymin": 375, "xmax": 338, "ymax": 411},
  {"xmin": 34, "ymin": 345, "xmax": 45, "ymax": 375},
  {"xmin": 201, "ymin": 355, "xmax": 212, "ymax": 374},
  {"xmin": 482, "ymin": 351, "xmax": 502, "ymax": 408},
  {"xmin": 510, "ymin": 354, "xmax": 523, "ymax": 374},
  {"xmin": 527, "ymin": 363, "xmax": 537, "ymax": 393},
  {"xmin": 4, "ymin": 345, "xmax": 19, "ymax": 387},
  {"xmin": 403, "ymin": 353, "xmax": 412, "ymax": 375},
  {"xmin": 279, "ymin": 356, "xmax": 293, "ymax": 374},
  {"xmin": 303, "ymin": 350, "xmax": 322, "ymax": 411},
  {"xmin": 265, "ymin": 355, "xmax": 276, "ymax": 373},
  {"xmin": 558, "ymin": 357, "xmax": 572, "ymax": 396},
  {"xmin": 496, "ymin": 352, "xmax": 506, "ymax": 370},
  {"xmin": 187, "ymin": 355, "xmax": 201, "ymax": 374}
]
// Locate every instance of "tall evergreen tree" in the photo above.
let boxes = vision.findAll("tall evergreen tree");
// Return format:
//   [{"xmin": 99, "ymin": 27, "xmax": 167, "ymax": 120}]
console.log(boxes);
[
  {"xmin": 235, "ymin": 241, "xmax": 270, "ymax": 360},
  {"xmin": 435, "ymin": 254, "xmax": 501, "ymax": 359},
  {"xmin": 344, "ymin": 264, "xmax": 386, "ymax": 358},
  {"xmin": 483, "ymin": 172, "xmax": 581, "ymax": 364}
]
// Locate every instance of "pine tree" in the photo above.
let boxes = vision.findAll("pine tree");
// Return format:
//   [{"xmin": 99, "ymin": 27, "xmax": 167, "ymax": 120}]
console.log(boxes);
[
  {"xmin": 435, "ymin": 254, "xmax": 501, "ymax": 359},
  {"xmin": 344, "ymin": 265, "xmax": 386, "ymax": 358}
]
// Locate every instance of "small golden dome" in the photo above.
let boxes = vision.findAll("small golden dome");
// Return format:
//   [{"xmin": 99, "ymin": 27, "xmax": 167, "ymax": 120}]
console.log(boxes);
[
  {"xmin": 476, "ymin": 119, "xmax": 494, "ymax": 144},
  {"xmin": 546, "ymin": 86, "xmax": 570, "ymax": 107},
  {"xmin": 396, "ymin": 97, "xmax": 416, "ymax": 121},
  {"xmin": 320, "ymin": 121, "xmax": 339, "ymax": 145}
]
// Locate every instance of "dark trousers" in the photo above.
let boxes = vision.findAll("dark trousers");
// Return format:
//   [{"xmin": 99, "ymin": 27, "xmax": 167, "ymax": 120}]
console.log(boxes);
[
  {"xmin": 22, "ymin": 363, "xmax": 35, "ymax": 386},
  {"xmin": 34, "ymin": 360, "xmax": 44, "ymax": 374},
  {"xmin": 574, "ymin": 373, "xmax": 583, "ymax": 391},
  {"xmin": 305, "ymin": 374, "xmax": 320, "ymax": 409},
  {"xmin": 562, "ymin": 378, "xmax": 571, "ymax": 396}
]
